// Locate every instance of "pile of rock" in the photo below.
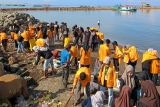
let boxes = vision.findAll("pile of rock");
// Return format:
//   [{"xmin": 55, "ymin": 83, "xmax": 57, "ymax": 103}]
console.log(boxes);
[{"xmin": 0, "ymin": 11, "xmax": 39, "ymax": 28}]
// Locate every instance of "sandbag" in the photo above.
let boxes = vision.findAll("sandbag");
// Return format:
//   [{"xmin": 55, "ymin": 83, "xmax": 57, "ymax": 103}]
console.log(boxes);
[{"xmin": 0, "ymin": 74, "xmax": 28, "ymax": 99}]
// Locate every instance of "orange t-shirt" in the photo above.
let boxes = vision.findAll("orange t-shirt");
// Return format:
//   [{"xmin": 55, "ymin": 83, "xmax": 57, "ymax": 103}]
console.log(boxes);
[
  {"xmin": 70, "ymin": 46, "xmax": 78, "ymax": 58},
  {"xmin": 80, "ymin": 47, "xmax": 91, "ymax": 65},
  {"xmin": 0, "ymin": 32, "xmax": 8, "ymax": 41},
  {"xmin": 29, "ymin": 27, "xmax": 35, "ymax": 38}
]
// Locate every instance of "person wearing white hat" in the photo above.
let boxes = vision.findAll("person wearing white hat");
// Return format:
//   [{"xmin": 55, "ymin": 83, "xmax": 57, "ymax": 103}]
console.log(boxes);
[{"xmin": 98, "ymin": 56, "xmax": 117, "ymax": 107}]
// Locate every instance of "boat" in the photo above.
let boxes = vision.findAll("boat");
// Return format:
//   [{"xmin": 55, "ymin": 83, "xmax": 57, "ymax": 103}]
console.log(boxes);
[{"xmin": 113, "ymin": 5, "xmax": 137, "ymax": 12}]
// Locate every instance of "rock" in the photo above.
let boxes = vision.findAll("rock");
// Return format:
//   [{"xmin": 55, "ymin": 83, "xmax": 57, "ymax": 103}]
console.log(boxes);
[
  {"xmin": 10, "ymin": 64, "xmax": 20, "ymax": 73},
  {"xmin": 8, "ymin": 56, "xmax": 16, "ymax": 65},
  {"xmin": 3, "ymin": 64, "xmax": 11, "ymax": 72},
  {"xmin": 0, "ymin": 57, "xmax": 4, "ymax": 62},
  {"xmin": 0, "ymin": 62, "xmax": 5, "ymax": 76},
  {"xmin": 0, "ymin": 74, "xmax": 29, "ymax": 99},
  {"xmin": 0, "ymin": 12, "xmax": 40, "ymax": 32}
]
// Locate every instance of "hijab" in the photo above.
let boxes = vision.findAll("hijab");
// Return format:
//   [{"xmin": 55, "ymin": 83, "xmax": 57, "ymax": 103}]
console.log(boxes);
[
  {"xmin": 91, "ymin": 91, "xmax": 105, "ymax": 107},
  {"xmin": 115, "ymin": 86, "xmax": 132, "ymax": 107},
  {"xmin": 121, "ymin": 65, "xmax": 135, "ymax": 89},
  {"xmin": 139, "ymin": 80, "xmax": 160, "ymax": 107}
]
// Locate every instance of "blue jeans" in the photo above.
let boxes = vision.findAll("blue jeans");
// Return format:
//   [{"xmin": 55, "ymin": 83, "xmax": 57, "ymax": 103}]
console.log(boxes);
[
  {"xmin": 17, "ymin": 42, "xmax": 25, "ymax": 53},
  {"xmin": 81, "ymin": 97, "xmax": 92, "ymax": 107},
  {"xmin": 43, "ymin": 57, "xmax": 53, "ymax": 71},
  {"xmin": 108, "ymin": 88, "xmax": 114, "ymax": 107}
]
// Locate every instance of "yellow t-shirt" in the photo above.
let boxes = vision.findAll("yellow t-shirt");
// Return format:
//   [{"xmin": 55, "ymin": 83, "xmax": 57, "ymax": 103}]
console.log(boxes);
[
  {"xmin": 73, "ymin": 67, "xmax": 91, "ymax": 87},
  {"xmin": 64, "ymin": 37, "xmax": 70, "ymax": 48},
  {"xmin": 99, "ymin": 44, "xmax": 111, "ymax": 62},
  {"xmin": 21, "ymin": 31, "xmax": 30, "ymax": 41},
  {"xmin": 0, "ymin": 32, "xmax": 8, "ymax": 41}
]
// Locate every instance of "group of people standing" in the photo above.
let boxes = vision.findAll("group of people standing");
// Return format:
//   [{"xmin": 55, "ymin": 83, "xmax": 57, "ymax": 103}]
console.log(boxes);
[{"xmin": 0, "ymin": 21, "xmax": 159, "ymax": 107}]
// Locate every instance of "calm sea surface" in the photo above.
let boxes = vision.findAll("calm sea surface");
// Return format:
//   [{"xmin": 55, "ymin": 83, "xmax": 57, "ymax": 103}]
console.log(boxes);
[{"xmin": 24, "ymin": 10, "xmax": 160, "ymax": 52}]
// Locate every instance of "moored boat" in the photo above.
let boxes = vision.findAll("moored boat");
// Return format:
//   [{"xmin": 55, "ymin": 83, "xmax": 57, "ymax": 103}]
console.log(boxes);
[{"xmin": 113, "ymin": 5, "xmax": 137, "ymax": 11}]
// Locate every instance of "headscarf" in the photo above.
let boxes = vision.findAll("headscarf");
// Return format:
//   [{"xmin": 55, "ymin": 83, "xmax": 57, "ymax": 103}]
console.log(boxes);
[
  {"xmin": 121, "ymin": 65, "xmax": 135, "ymax": 89},
  {"xmin": 83, "ymin": 42, "xmax": 89, "ymax": 53},
  {"xmin": 139, "ymin": 80, "xmax": 160, "ymax": 107},
  {"xmin": 91, "ymin": 91, "xmax": 105, "ymax": 107},
  {"xmin": 137, "ymin": 71, "xmax": 149, "ymax": 81},
  {"xmin": 115, "ymin": 86, "xmax": 132, "ymax": 107}
]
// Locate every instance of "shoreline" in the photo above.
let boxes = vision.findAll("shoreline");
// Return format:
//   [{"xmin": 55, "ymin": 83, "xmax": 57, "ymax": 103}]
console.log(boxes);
[{"xmin": 1, "ymin": 7, "xmax": 160, "ymax": 11}]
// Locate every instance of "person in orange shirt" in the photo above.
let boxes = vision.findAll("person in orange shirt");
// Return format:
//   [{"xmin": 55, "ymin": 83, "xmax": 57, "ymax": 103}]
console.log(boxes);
[
  {"xmin": 71, "ymin": 67, "xmax": 91, "ymax": 106},
  {"xmin": 70, "ymin": 42, "xmax": 78, "ymax": 69},
  {"xmin": 29, "ymin": 25, "xmax": 35, "ymax": 38},
  {"xmin": 63, "ymin": 34, "xmax": 71, "ymax": 48},
  {"xmin": 98, "ymin": 39, "xmax": 111, "ymax": 64},
  {"xmin": 0, "ymin": 29, "xmax": 8, "ymax": 52},
  {"xmin": 36, "ymin": 27, "xmax": 43, "ymax": 39},
  {"xmin": 142, "ymin": 49, "xmax": 159, "ymax": 85},
  {"xmin": 98, "ymin": 56, "xmax": 117, "ymax": 107},
  {"xmin": 112, "ymin": 41, "xmax": 123, "ymax": 71},
  {"xmin": 47, "ymin": 25, "xmax": 54, "ymax": 47},
  {"xmin": 79, "ymin": 43, "xmax": 92, "ymax": 68},
  {"xmin": 123, "ymin": 45, "xmax": 139, "ymax": 71},
  {"xmin": 28, "ymin": 25, "xmax": 36, "ymax": 51},
  {"xmin": 10, "ymin": 31, "xmax": 18, "ymax": 49},
  {"xmin": 123, "ymin": 45, "xmax": 130, "ymax": 67},
  {"xmin": 21, "ymin": 27, "xmax": 30, "ymax": 51}
]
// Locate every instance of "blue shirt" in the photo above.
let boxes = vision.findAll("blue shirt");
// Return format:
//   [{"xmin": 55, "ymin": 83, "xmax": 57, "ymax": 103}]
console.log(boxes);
[{"xmin": 60, "ymin": 49, "xmax": 70, "ymax": 65}]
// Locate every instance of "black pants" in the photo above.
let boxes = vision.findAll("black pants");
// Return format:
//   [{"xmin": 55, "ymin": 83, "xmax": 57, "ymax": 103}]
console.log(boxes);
[
  {"xmin": 74, "ymin": 57, "xmax": 78, "ymax": 70},
  {"xmin": 62, "ymin": 66, "xmax": 70, "ymax": 88},
  {"xmin": 56, "ymin": 32, "xmax": 59, "ymax": 41},
  {"xmin": 23, "ymin": 41, "xmax": 30, "ymax": 49},
  {"xmin": 2, "ymin": 39, "xmax": 7, "ymax": 51},
  {"xmin": 75, "ymin": 37, "xmax": 79, "ymax": 45},
  {"xmin": 14, "ymin": 40, "xmax": 18, "ymax": 48},
  {"xmin": 113, "ymin": 58, "xmax": 119, "ymax": 71},
  {"xmin": 92, "ymin": 43, "xmax": 97, "ymax": 52},
  {"xmin": 2, "ymin": 39, "xmax": 7, "ymax": 47}
]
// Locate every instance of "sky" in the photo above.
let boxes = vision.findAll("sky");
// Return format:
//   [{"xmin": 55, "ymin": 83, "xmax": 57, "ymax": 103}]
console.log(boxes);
[{"xmin": 0, "ymin": 0, "xmax": 160, "ymax": 6}]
